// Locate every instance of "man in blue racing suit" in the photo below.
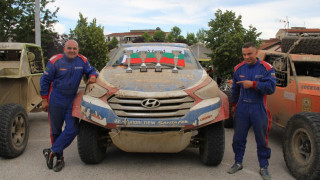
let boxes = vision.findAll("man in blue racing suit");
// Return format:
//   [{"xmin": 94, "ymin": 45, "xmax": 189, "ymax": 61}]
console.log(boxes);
[
  {"xmin": 40, "ymin": 40, "xmax": 98, "ymax": 172},
  {"xmin": 227, "ymin": 42, "xmax": 276, "ymax": 180}
]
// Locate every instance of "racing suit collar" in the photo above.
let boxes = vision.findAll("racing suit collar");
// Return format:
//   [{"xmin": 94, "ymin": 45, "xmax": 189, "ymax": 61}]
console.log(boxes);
[
  {"xmin": 63, "ymin": 53, "xmax": 77, "ymax": 61},
  {"xmin": 247, "ymin": 58, "xmax": 260, "ymax": 67}
]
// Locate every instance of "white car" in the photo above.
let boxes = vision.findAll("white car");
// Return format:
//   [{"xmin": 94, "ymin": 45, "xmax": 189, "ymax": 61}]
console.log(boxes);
[{"xmin": 72, "ymin": 43, "xmax": 229, "ymax": 165}]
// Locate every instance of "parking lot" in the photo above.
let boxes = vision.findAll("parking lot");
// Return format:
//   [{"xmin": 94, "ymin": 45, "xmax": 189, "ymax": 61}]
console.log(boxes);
[{"xmin": 0, "ymin": 112, "xmax": 295, "ymax": 180}]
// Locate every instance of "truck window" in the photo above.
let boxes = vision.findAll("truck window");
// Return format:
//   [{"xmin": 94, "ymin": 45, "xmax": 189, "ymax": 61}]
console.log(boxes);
[
  {"xmin": 0, "ymin": 50, "xmax": 21, "ymax": 61},
  {"xmin": 294, "ymin": 62, "xmax": 320, "ymax": 77},
  {"xmin": 27, "ymin": 47, "xmax": 43, "ymax": 74}
]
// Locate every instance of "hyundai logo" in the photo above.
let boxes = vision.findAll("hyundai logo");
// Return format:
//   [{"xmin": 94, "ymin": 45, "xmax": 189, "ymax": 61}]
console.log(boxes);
[{"xmin": 141, "ymin": 99, "xmax": 160, "ymax": 108}]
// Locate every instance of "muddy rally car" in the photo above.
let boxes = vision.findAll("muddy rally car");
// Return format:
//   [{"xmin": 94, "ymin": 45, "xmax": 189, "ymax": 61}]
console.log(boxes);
[
  {"xmin": 258, "ymin": 35, "xmax": 320, "ymax": 180},
  {"xmin": 72, "ymin": 43, "xmax": 229, "ymax": 165},
  {"xmin": 0, "ymin": 42, "xmax": 44, "ymax": 158}
]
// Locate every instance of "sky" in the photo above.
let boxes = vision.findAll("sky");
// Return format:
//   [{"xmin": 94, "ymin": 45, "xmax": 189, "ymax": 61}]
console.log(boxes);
[{"xmin": 47, "ymin": 0, "xmax": 320, "ymax": 40}]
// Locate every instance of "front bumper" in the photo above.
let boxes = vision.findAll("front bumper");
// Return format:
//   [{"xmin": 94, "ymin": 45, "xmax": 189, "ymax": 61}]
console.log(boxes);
[{"xmin": 80, "ymin": 94, "xmax": 222, "ymax": 129}]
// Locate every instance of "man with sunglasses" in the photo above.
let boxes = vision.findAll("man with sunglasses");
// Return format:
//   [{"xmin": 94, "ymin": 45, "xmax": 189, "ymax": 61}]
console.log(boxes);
[{"xmin": 40, "ymin": 39, "xmax": 98, "ymax": 172}]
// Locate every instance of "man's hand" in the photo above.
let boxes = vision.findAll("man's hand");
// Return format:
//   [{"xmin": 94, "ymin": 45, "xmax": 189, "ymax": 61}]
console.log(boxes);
[
  {"xmin": 87, "ymin": 76, "xmax": 97, "ymax": 84},
  {"xmin": 42, "ymin": 99, "xmax": 49, "ymax": 112},
  {"xmin": 236, "ymin": 80, "xmax": 253, "ymax": 89},
  {"xmin": 231, "ymin": 105, "xmax": 236, "ymax": 118}
]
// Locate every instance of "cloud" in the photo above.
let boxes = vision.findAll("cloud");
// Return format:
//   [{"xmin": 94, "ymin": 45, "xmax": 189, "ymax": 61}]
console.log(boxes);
[
  {"xmin": 53, "ymin": 23, "xmax": 66, "ymax": 34},
  {"xmin": 48, "ymin": 0, "xmax": 214, "ymax": 26},
  {"xmin": 47, "ymin": 0, "xmax": 320, "ymax": 38},
  {"xmin": 212, "ymin": 0, "xmax": 320, "ymax": 38}
]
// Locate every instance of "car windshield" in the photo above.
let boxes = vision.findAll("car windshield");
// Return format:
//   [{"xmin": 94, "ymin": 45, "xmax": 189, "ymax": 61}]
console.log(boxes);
[
  {"xmin": 0, "ymin": 50, "xmax": 21, "ymax": 61},
  {"xmin": 108, "ymin": 44, "xmax": 201, "ymax": 70}
]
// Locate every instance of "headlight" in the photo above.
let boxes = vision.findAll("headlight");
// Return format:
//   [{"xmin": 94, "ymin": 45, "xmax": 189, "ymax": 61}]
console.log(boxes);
[
  {"xmin": 84, "ymin": 83, "xmax": 108, "ymax": 98},
  {"xmin": 194, "ymin": 80, "xmax": 219, "ymax": 99}
]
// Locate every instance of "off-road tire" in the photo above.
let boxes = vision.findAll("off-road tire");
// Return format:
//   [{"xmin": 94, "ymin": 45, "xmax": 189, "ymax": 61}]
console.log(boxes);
[
  {"xmin": 77, "ymin": 121, "xmax": 107, "ymax": 164},
  {"xmin": 283, "ymin": 112, "xmax": 320, "ymax": 180},
  {"xmin": 0, "ymin": 104, "xmax": 29, "ymax": 158},
  {"xmin": 281, "ymin": 36, "xmax": 320, "ymax": 55},
  {"xmin": 223, "ymin": 89, "xmax": 233, "ymax": 128},
  {"xmin": 199, "ymin": 121, "xmax": 225, "ymax": 166}
]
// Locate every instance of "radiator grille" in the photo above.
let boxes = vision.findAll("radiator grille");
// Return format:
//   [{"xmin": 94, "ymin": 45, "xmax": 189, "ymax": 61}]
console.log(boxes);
[{"xmin": 108, "ymin": 96, "xmax": 195, "ymax": 119}]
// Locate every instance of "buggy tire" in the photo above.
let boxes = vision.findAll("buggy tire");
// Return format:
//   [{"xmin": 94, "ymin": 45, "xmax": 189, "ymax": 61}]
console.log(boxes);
[
  {"xmin": 281, "ymin": 36, "xmax": 320, "ymax": 55},
  {"xmin": 0, "ymin": 104, "xmax": 29, "ymax": 158},
  {"xmin": 223, "ymin": 89, "xmax": 233, "ymax": 128},
  {"xmin": 77, "ymin": 121, "xmax": 106, "ymax": 164},
  {"xmin": 199, "ymin": 121, "xmax": 225, "ymax": 166},
  {"xmin": 283, "ymin": 112, "xmax": 320, "ymax": 180}
]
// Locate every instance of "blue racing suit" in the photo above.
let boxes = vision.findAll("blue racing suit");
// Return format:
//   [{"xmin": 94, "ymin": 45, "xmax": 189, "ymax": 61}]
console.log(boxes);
[
  {"xmin": 231, "ymin": 58, "xmax": 276, "ymax": 168},
  {"xmin": 40, "ymin": 53, "xmax": 98, "ymax": 157}
]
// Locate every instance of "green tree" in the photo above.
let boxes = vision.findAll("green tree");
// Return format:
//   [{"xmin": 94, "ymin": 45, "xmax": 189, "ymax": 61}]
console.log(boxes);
[
  {"xmin": 244, "ymin": 25, "xmax": 262, "ymax": 45},
  {"xmin": 186, "ymin": 32, "xmax": 198, "ymax": 45},
  {"xmin": 170, "ymin": 26, "xmax": 181, "ymax": 41},
  {"xmin": 206, "ymin": 9, "xmax": 261, "ymax": 79},
  {"xmin": 196, "ymin": 28, "xmax": 207, "ymax": 44},
  {"xmin": 141, "ymin": 32, "xmax": 152, "ymax": 42},
  {"xmin": 176, "ymin": 35, "xmax": 187, "ymax": 44},
  {"xmin": 108, "ymin": 36, "xmax": 118, "ymax": 50},
  {"xmin": 165, "ymin": 33, "xmax": 174, "ymax": 42},
  {"xmin": 152, "ymin": 30, "xmax": 166, "ymax": 42},
  {"xmin": 70, "ymin": 13, "xmax": 108, "ymax": 71},
  {"xmin": 0, "ymin": 0, "xmax": 60, "ymax": 61}
]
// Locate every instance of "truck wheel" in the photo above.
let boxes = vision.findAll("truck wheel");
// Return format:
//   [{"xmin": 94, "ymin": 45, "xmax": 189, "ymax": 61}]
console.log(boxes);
[
  {"xmin": 283, "ymin": 112, "xmax": 320, "ymax": 180},
  {"xmin": 223, "ymin": 89, "xmax": 233, "ymax": 128},
  {"xmin": 199, "ymin": 121, "xmax": 225, "ymax": 166},
  {"xmin": 77, "ymin": 120, "xmax": 106, "ymax": 164},
  {"xmin": 0, "ymin": 104, "xmax": 29, "ymax": 158}
]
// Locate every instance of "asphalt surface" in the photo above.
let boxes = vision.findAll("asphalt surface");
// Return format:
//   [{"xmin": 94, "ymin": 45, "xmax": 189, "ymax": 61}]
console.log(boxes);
[{"xmin": 0, "ymin": 112, "xmax": 295, "ymax": 180}]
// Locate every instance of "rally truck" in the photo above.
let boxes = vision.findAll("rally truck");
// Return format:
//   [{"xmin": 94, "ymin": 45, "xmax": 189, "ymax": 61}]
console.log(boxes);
[
  {"xmin": 257, "ymin": 35, "xmax": 320, "ymax": 180},
  {"xmin": 0, "ymin": 42, "xmax": 44, "ymax": 158},
  {"xmin": 72, "ymin": 43, "xmax": 229, "ymax": 166}
]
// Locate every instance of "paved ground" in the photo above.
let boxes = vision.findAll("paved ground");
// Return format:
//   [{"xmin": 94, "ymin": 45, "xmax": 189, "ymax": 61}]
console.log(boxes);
[{"xmin": 0, "ymin": 112, "xmax": 295, "ymax": 180}]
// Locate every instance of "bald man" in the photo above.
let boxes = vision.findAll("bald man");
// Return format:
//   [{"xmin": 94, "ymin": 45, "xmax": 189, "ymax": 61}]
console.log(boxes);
[{"xmin": 40, "ymin": 40, "xmax": 98, "ymax": 172}]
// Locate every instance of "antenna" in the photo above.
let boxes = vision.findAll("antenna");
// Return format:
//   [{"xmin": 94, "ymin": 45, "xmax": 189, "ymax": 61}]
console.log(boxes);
[{"xmin": 279, "ymin": 17, "xmax": 290, "ymax": 29}]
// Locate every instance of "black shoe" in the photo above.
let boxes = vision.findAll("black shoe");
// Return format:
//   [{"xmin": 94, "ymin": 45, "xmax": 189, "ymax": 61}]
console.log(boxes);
[
  {"xmin": 53, "ymin": 156, "xmax": 65, "ymax": 172},
  {"xmin": 43, "ymin": 148, "xmax": 55, "ymax": 169},
  {"xmin": 227, "ymin": 162, "xmax": 243, "ymax": 174},
  {"xmin": 260, "ymin": 166, "xmax": 271, "ymax": 180}
]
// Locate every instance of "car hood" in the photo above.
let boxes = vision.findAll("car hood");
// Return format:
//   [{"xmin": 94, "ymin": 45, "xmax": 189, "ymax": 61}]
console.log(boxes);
[{"xmin": 99, "ymin": 68, "xmax": 204, "ymax": 92}]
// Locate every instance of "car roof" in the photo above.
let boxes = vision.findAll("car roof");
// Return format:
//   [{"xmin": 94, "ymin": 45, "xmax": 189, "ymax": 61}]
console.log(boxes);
[
  {"xmin": 121, "ymin": 43, "xmax": 189, "ymax": 48},
  {"xmin": 259, "ymin": 50, "xmax": 320, "ymax": 62},
  {"xmin": 0, "ymin": 42, "xmax": 39, "ymax": 50}
]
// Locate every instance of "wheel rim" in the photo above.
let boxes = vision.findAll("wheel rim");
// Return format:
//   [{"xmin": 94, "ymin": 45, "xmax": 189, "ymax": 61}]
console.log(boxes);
[
  {"xmin": 11, "ymin": 114, "xmax": 26, "ymax": 147},
  {"xmin": 292, "ymin": 128, "xmax": 312, "ymax": 164}
]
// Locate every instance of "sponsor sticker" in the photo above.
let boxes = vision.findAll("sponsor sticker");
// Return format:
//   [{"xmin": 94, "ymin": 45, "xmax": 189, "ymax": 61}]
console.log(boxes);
[
  {"xmin": 302, "ymin": 98, "xmax": 311, "ymax": 112},
  {"xmin": 75, "ymin": 66, "xmax": 83, "ymax": 70},
  {"xmin": 284, "ymin": 91, "xmax": 295, "ymax": 101},
  {"xmin": 301, "ymin": 85, "xmax": 320, "ymax": 91}
]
